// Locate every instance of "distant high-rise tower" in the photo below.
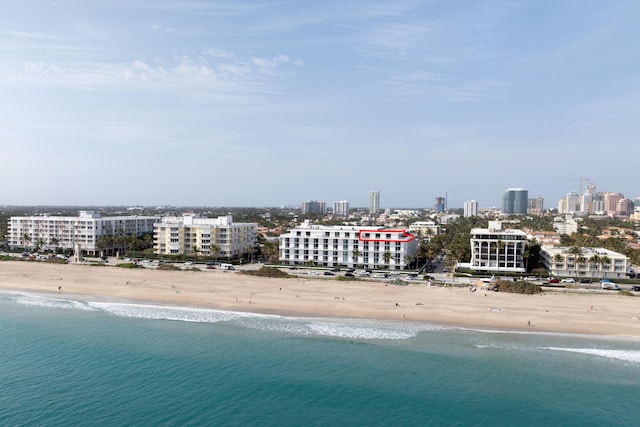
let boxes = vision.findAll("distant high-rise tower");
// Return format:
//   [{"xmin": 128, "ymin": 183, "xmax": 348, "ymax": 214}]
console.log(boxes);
[
  {"xmin": 463, "ymin": 200, "xmax": 478, "ymax": 217},
  {"xmin": 502, "ymin": 188, "xmax": 528, "ymax": 215},
  {"xmin": 565, "ymin": 192, "xmax": 580, "ymax": 213},
  {"xmin": 301, "ymin": 200, "xmax": 326, "ymax": 215},
  {"xmin": 605, "ymin": 192, "xmax": 624, "ymax": 214},
  {"xmin": 434, "ymin": 197, "xmax": 446, "ymax": 213},
  {"xmin": 333, "ymin": 200, "xmax": 350, "ymax": 217},
  {"xmin": 369, "ymin": 191, "xmax": 380, "ymax": 215},
  {"xmin": 528, "ymin": 196, "xmax": 544, "ymax": 215}
]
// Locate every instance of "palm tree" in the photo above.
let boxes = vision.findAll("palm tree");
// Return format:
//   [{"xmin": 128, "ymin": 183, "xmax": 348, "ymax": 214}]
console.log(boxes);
[
  {"xmin": 21, "ymin": 233, "xmax": 31, "ymax": 249},
  {"xmin": 553, "ymin": 253, "xmax": 564, "ymax": 276},
  {"xmin": 567, "ymin": 246, "xmax": 583, "ymax": 278},
  {"xmin": 352, "ymin": 249, "xmax": 360, "ymax": 268},
  {"xmin": 382, "ymin": 251, "xmax": 392, "ymax": 269},
  {"xmin": 600, "ymin": 255, "xmax": 611, "ymax": 279},
  {"xmin": 404, "ymin": 254, "xmax": 413, "ymax": 270}
]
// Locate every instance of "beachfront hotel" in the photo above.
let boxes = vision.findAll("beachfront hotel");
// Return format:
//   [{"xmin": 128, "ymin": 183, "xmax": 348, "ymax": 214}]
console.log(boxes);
[
  {"xmin": 539, "ymin": 246, "xmax": 630, "ymax": 280},
  {"xmin": 279, "ymin": 221, "xmax": 417, "ymax": 270},
  {"xmin": 7, "ymin": 211, "xmax": 160, "ymax": 256},
  {"xmin": 154, "ymin": 214, "xmax": 256, "ymax": 259},
  {"xmin": 460, "ymin": 221, "xmax": 528, "ymax": 273}
]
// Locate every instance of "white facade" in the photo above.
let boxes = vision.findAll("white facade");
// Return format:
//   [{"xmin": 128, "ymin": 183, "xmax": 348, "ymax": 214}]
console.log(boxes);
[
  {"xmin": 369, "ymin": 191, "xmax": 380, "ymax": 215},
  {"xmin": 7, "ymin": 211, "xmax": 159, "ymax": 255},
  {"xmin": 463, "ymin": 200, "xmax": 478, "ymax": 217},
  {"xmin": 539, "ymin": 246, "xmax": 629, "ymax": 280},
  {"xmin": 154, "ymin": 214, "xmax": 256, "ymax": 259},
  {"xmin": 279, "ymin": 222, "xmax": 417, "ymax": 270},
  {"xmin": 332, "ymin": 200, "xmax": 350, "ymax": 217},
  {"xmin": 468, "ymin": 221, "xmax": 528, "ymax": 273}
]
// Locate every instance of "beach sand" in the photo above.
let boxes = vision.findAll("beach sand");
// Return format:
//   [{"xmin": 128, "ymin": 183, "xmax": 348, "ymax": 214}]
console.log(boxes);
[{"xmin": 1, "ymin": 261, "xmax": 639, "ymax": 337}]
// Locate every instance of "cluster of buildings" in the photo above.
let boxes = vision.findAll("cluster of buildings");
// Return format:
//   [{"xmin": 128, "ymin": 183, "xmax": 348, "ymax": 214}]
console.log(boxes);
[
  {"xmin": 557, "ymin": 183, "xmax": 637, "ymax": 217},
  {"xmin": 6, "ymin": 211, "xmax": 257, "ymax": 259},
  {"xmin": 5, "ymin": 182, "xmax": 637, "ymax": 279},
  {"xmin": 460, "ymin": 221, "xmax": 631, "ymax": 280},
  {"xmin": 300, "ymin": 191, "xmax": 380, "ymax": 218}
]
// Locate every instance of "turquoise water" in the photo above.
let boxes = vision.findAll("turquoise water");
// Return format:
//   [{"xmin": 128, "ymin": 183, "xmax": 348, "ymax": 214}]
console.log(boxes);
[{"xmin": 1, "ymin": 291, "xmax": 639, "ymax": 426}]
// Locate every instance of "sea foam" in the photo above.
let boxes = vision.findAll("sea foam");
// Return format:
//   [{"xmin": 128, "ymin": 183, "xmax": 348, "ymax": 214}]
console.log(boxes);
[{"xmin": 544, "ymin": 347, "xmax": 640, "ymax": 364}]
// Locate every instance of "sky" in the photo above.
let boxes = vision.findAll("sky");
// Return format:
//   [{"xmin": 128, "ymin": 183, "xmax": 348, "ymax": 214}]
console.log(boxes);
[{"xmin": 1, "ymin": 0, "xmax": 639, "ymax": 209}]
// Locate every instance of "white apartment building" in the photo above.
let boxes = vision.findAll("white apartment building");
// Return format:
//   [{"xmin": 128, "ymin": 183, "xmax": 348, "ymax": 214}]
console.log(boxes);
[
  {"xmin": 154, "ymin": 214, "xmax": 256, "ymax": 259},
  {"xmin": 369, "ymin": 191, "xmax": 380, "ymax": 215},
  {"xmin": 7, "ymin": 211, "xmax": 159, "ymax": 255},
  {"xmin": 539, "ymin": 246, "xmax": 629, "ymax": 280},
  {"xmin": 279, "ymin": 221, "xmax": 417, "ymax": 270},
  {"xmin": 465, "ymin": 221, "xmax": 528, "ymax": 273},
  {"xmin": 332, "ymin": 200, "xmax": 350, "ymax": 217},
  {"xmin": 463, "ymin": 200, "xmax": 478, "ymax": 217}
]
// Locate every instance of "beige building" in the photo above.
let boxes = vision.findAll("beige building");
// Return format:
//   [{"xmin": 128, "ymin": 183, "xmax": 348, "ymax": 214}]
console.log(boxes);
[{"xmin": 154, "ymin": 214, "xmax": 256, "ymax": 259}]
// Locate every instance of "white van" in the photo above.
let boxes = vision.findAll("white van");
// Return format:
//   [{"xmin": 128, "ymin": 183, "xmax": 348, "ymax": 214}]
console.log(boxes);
[{"xmin": 220, "ymin": 263, "xmax": 236, "ymax": 271}]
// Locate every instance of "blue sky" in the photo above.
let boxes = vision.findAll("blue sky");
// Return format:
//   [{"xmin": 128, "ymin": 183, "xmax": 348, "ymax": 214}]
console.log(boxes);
[{"xmin": 1, "ymin": 0, "xmax": 638, "ymax": 209}]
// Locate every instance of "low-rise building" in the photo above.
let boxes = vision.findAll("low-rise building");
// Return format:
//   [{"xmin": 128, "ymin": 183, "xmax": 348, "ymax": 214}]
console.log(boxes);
[
  {"xmin": 279, "ymin": 221, "xmax": 417, "ymax": 270},
  {"xmin": 539, "ymin": 246, "xmax": 629, "ymax": 280},
  {"xmin": 465, "ymin": 221, "xmax": 528, "ymax": 273},
  {"xmin": 154, "ymin": 214, "xmax": 256, "ymax": 259},
  {"xmin": 7, "ymin": 211, "xmax": 159, "ymax": 256}
]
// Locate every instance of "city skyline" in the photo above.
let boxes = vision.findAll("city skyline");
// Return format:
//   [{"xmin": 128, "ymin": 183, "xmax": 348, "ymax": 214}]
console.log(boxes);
[{"xmin": 1, "ymin": 1, "xmax": 638, "ymax": 208}]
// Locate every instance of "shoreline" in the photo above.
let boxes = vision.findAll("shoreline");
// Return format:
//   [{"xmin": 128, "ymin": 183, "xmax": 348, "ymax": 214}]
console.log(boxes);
[{"xmin": 2, "ymin": 261, "xmax": 640, "ymax": 338}]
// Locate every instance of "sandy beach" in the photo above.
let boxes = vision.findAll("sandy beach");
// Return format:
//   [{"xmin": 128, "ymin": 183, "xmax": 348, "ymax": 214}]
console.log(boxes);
[{"xmin": 1, "ymin": 260, "xmax": 640, "ymax": 337}]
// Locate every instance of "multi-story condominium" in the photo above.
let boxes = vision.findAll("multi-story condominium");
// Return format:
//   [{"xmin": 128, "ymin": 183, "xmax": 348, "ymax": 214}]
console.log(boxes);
[
  {"xmin": 463, "ymin": 200, "xmax": 478, "ymax": 217},
  {"xmin": 154, "ymin": 214, "xmax": 256, "ymax": 259},
  {"xmin": 605, "ymin": 192, "xmax": 624, "ymax": 214},
  {"xmin": 527, "ymin": 197, "xmax": 544, "ymax": 215},
  {"xmin": 593, "ymin": 192, "xmax": 607, "ymax": 214},
  {"xmin": 301, "ymin": 201, "xmax": 326, "ymax": 215},
  {"xmin": 279, "ymin": 221, "xmax": 417, "ymax": 270},
  {"xmin": 467, "ymin": 221, "xmax": 527, "ymax": 273},
  {"xmin": 502, "ymin": 188, "xmax": 528, "ymax": 215},
  {"xmin": 616, "ymin": 199, "xmax": 634, "ymax": 216},
  {"xmin": 539, "ymin": 246, "xmax": 629, "ymax": 280},
  {"xmin": 553, "ymin": 215, "xmax": 580, "ymax": 235},
  {"xmin": 581, "ymin": 184, "xmax": 596, "ymax": 214},
  {"xmin": 332, "ymin": 200, "xmax": 350, "ymax": 217},
  {"xmin": 565, "ymin": 192, "xmax": 580, "ymax": 213},
  {"xmin": 369, "ymin": 191, "xmax": 380, "ymax": 215},
  {"xmin": 434, "ymin": 196, "xmax": 446, "ymax": 213},
  {"xmin": 7, "ymin": 211, "xmax": 160, "ymax": 256}
]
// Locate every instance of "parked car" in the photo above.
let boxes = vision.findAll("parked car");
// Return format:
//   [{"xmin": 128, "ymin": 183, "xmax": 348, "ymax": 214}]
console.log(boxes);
[
  {"xmin": 548, "ymin": 278, "xmax": 560, "ymax": 284},
  {"xmin": 524, "ymin": 276, "xmax": 538, "ymax": 281},
  {"xmin": 323, "ymin": 271, "xmax": 334, "ymax": 276},
  {"xmin": 560, "ymin": 278, "xmax": 575, "ymax": 284},
  {"xmin": 601, "ymin": 281, "xmax": 620, "ymax": 290},
  {"xmin": 344, "ymin": 272, "xmax": 355, "ymax": 277}
]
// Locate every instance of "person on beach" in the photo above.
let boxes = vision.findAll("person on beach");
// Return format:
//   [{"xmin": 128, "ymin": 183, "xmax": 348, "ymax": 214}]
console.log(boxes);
[{"xmin": 58, "ymin": 286, "xmax": 62, "ymax": 293}]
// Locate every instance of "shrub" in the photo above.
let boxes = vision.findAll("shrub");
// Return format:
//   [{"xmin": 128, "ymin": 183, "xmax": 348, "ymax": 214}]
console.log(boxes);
[
  {"xmin": 240, "ymin": 267, "xmax": 292, "ymax": 278},
  {"xmin": 492, "ymin": 280, "xmax": 542, "ymax": 295},
  {"xmin": 116, "ymin": 263, "xmax": 142, "ymax": 269},
  {"xmin": 157, "ymin": 264, "xmax": 181, "ymax": 271}
]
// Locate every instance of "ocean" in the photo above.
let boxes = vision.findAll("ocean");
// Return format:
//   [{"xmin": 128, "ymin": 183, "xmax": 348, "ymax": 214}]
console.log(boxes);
[{"xmin": 1, "ymin": 291, "xmax": 639, "ymax": 426}]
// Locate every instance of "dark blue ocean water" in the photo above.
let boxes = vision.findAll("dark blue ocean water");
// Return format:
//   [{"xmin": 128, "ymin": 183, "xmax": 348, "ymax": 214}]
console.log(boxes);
[{"xmin": 1, "ymin": 291, "xmax": 639, "ymax": 426}]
